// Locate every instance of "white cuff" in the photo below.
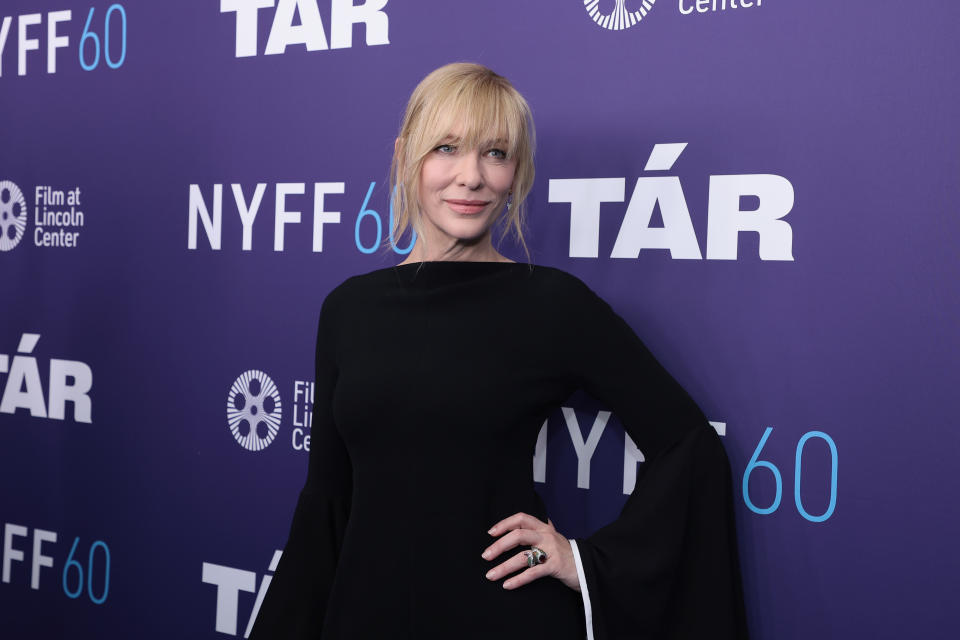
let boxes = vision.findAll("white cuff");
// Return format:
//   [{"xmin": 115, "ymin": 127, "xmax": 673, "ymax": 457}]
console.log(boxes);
[{"xmin": 568, "ymin": 539, "xmax": 594, "ymax": 640}]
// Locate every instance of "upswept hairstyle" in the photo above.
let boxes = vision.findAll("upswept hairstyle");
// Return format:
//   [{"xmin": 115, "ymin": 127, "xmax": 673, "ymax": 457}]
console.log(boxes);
[{"xmin": 386, "ymin": 63, "xmax": 536, "ymax": 261}]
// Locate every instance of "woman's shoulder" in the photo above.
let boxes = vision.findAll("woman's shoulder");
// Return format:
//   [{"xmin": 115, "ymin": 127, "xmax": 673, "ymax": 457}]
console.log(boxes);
[
  {"xmin": 324, "ymin": 264, "xmax": 396, "ymax": 299},
  {"xmin": 316, "ymin": 269, "xmax": 380, "ymax": 321},
  {"xmin": 525, "ymin": 264, "xmax": 602, "ymax": 302}
]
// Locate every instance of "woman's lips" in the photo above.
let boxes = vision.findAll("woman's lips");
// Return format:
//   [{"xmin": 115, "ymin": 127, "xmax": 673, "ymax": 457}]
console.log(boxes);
[{"xmin": 445, "ymin": 199, "xmax": 490, "ymax": 214}]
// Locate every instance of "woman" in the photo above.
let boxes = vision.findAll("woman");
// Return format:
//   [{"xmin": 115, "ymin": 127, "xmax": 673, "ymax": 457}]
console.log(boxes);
[{"xmin": 250, "ymin": 63, "xmax": 748, "ymax": 639}]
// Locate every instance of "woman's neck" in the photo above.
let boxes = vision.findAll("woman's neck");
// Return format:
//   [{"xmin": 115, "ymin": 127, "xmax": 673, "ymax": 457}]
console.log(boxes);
[{"xmin": 398, "ymin": 243, "xmax": 513, "ymax": 264}]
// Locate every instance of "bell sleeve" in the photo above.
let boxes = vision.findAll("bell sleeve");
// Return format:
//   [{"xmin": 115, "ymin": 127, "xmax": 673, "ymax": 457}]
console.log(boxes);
[
  {"xmin": 249, "ymin": 292, "xmax": 352, "ymax": 639},
  {"xmin": 563, "ymin": 276, "xmax": 748, "ymax": 640}
]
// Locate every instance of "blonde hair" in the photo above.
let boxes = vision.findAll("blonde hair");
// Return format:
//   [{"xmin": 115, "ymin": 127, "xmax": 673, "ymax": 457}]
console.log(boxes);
[{"xmin": 385, "ymin": 63, "xmax": 536, "ymax": 261}]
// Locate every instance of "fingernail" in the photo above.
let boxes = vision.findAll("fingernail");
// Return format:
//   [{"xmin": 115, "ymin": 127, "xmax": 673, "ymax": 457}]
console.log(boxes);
[
  {"xmin": 485, "ymin": 570, "xmax": 495, "ymax": 579},
  {"xmin": 481, "ymin": 550, "xmax": 491, "ymax": 560},
  {"xmin": 487, "ymin": 527, "xmax": 496, "ymax": 535},
  {"xmin": 503, "ymin": 580, "xmax": 512, "ymax": 589}
]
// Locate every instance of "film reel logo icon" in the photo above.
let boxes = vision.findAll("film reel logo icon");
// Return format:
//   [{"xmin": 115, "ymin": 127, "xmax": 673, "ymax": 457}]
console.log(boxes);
[
  {"xmin": 227, "ymin": 370, "xmax": 283, "ymax": 452},
  {"xmin": 583, "ymin": 0, "xmax": 656, "ymax": 31},
  {"xmin": 0, "ymin": 180, "xmax": 28, "ymax": 252}
]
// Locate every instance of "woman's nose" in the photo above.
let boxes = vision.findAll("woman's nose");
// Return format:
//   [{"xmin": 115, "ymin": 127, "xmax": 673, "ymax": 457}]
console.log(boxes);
[{"xmin": 455, "ymin": 153, "xmax": 483, "ymax": 189}]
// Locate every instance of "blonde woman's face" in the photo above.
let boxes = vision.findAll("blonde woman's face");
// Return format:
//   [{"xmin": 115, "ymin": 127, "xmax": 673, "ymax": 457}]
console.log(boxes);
[{"xmin": 416, "ymin": 125, "xmax": 516, "ymax": 250}]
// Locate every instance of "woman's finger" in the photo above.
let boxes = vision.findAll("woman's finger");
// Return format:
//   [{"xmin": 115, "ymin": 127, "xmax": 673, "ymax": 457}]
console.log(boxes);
[
  {"xmin": 487, "ymin": 511, "xmax": 548, "ymax": 536},
  {"xmin": 502, "ymin": 563, "xmax": 551, "ymax": 590},
  {"xmin": 484, "ymin": 550, "xmax": 534, "ymax": 582},
  {"xmin": 481, "ymin": 527, "xmax": 540, "ymax": 560}
]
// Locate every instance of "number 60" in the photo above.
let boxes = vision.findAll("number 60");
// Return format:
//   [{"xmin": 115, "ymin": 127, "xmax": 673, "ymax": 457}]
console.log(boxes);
[{"xmin": 742, "ymin": 427, "xmax": 838, "ymax": 523}]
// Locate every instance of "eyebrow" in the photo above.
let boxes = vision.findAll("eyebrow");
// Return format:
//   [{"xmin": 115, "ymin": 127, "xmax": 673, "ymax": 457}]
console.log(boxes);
[{"xmin": 438, "ymin": 134, "xmax": 509, "ymax": 146}]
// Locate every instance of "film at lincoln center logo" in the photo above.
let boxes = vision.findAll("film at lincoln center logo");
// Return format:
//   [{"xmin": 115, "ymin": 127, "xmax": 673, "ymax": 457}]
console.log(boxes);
[
  {"xmin": 227, "ymin": 370, "xmax": 283, "ymax": 451},
  {"xmin": 583, "ymin": 0, "xmax": 656, "ymax": 31},
  {"xmin": 0, "ymin": 181, "xmax": 28, "ymax": 251}
]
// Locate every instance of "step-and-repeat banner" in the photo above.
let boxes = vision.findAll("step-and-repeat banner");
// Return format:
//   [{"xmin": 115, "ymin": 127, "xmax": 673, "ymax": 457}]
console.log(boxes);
[{"xmin": 1, "ymin": 1, "xmax": 957, "ymax": 638}]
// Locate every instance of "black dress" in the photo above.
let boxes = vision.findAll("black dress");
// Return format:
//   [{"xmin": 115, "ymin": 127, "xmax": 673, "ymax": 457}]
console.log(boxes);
[{"xmin": 249, "ymin": 261, "xmax": 748, "ymax": 639}]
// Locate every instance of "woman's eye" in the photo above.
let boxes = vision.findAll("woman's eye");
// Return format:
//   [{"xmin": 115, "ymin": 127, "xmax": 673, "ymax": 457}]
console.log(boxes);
[
  {"xmin": 436, "ymin": 144, "xmax": 455, "ymax": 153},
  {"xmin": 487, "ymin": 148, "xmax": 507, "ymax": 160}
]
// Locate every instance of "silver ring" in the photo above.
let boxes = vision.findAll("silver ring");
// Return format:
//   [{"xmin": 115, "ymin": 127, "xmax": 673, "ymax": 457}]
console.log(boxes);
[
  {"xmin": 523, "ymin": 550, "xmax": 535, "ymax": 568},
  {"xmin": 527, "ymin": 546, "xmax": 547, "ymax": 567}
]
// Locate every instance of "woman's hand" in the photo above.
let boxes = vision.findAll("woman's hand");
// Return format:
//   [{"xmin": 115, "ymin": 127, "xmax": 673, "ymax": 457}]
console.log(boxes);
[{"xmin": 481, "ymin": 512, "xmax": 580, "ymax": 592}]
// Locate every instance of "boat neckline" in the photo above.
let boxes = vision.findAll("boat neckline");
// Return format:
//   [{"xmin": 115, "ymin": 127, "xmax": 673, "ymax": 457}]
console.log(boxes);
[{"xmin": 393, "ymin": 260, "xmax": 529, "ymax": 267}]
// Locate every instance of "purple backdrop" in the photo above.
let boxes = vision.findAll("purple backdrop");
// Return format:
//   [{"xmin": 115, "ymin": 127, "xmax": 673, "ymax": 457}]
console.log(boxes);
[{"xmin": 2, "ymin": 1, "xmax": 958, "ymax": 638}]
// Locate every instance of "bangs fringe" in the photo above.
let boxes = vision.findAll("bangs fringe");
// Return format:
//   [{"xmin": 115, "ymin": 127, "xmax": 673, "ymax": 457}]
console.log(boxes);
[{"xmin": 413, "ymin": 73, "xmax": 526, "ymax": 162}]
